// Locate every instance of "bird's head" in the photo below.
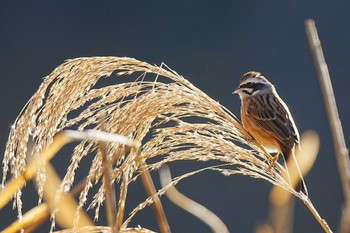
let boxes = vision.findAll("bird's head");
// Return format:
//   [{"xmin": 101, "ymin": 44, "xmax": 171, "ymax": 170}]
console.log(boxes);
[{"xmin": 233, "ymin": 71, "xmax": 275, "ymax": 100}]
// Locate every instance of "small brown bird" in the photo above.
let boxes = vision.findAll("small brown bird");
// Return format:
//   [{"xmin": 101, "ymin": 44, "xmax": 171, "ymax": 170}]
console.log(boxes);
[{"xmin": 233, "ymin": 71, "xmax": 306, "ymax": 194}]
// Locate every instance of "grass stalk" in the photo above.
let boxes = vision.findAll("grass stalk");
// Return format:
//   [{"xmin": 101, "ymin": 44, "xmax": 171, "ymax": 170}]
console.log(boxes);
[
  {"xmin": 136, "ymin": 152, "xmax": 171, "ymax": 233},
  {"xmin": 159, "ymin": 166, "xmax": 229, "ymax": 233},
  {"xmin": 305, "ymin": 19, "xmax": 350, "ymax": 232},
  {"xmin": 99, "ymin": 141, "xmax": 118, "ymax": 233}
]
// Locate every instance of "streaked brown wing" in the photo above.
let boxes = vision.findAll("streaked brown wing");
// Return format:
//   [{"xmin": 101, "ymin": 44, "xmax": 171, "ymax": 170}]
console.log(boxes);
[{"xmin": 246, "ymin": 94, "xmax": 299, "ymax": 149}]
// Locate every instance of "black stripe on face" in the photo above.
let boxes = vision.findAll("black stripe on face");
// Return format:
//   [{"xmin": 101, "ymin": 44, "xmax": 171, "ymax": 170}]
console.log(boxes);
[
  {"xmin": 240, "ymin": 82, "xmax": 264, "ymax": 92},
  {"xmin": 243, "ymin": 90, "xmax": 252, "ymax": 95}
]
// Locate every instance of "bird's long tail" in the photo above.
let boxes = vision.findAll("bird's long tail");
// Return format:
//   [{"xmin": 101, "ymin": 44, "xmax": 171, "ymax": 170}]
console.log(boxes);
[{"xmin": 283, "ymin": 148, "xmax": 308, "ymax": 195}]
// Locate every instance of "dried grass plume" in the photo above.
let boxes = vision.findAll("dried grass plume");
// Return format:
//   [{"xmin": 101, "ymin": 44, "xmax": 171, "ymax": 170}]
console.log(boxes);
[{"xmin": 1, "ymin": 56, "xmax": 331, "ymax": 232}]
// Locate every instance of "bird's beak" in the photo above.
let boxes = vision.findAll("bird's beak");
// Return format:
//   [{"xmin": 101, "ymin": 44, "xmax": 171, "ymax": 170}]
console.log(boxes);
[{"xmin": 232, "ymin": 87, "xmax": 241, "ymax": 94}]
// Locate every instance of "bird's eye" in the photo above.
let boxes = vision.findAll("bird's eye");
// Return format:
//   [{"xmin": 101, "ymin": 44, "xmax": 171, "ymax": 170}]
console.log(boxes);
[{"xmin": 241, "ymin": 82, "xmax": 254, "ymax": 88}]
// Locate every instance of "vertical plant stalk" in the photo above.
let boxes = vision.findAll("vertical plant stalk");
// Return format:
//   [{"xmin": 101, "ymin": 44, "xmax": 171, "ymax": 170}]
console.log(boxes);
[
  {"xmin": 305, "ymin": 19, "xmax": 350, "ymax": 232},
  {"xmin": 116, "ymin": 171, "xmax": 128, "ymax": 230},
  {"xmin": 116, "ymin": 147, "xmax": 132, "ymax": 230},
  {"xmin": 136, "ymin": 152, "xmax": 171, "ymax": 233},
  {"xmin": 99, "ymin": 141, "xmax": 118, "ymax": 233}
]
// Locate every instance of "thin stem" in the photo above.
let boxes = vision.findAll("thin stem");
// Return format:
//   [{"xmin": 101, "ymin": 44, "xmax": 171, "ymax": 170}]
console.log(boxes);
[
  {"xmin": 305, "ymin": 19, "xmax": 350, "ymax": 233},
  {"xmin": 116, "ymin": 148, "xmax": 132, "ymax": 230},
  {"xmin": 137, "ymin": 151, "xmax": 171, "ymax": 233},
  {"xmin": 302, "ymin": 196, "xmax": 332, "ymax": 233},
  {"xmin": 116, "ymin": 171, "xmax": 128, "ymax": 230},
  {"xmin": 70, "ymin": 179, "xmax": 87, "ymax": 197},
  {"xmin": 159, "ymin": 166, "xmax": 229, "ymax": 233},
  {"xmin": 305, "ymin": 19, "xmax": 350, "ymax": 203},
  {"xmin": 99, "ymin": 141, "xmax": 118, "ymax": 233}
]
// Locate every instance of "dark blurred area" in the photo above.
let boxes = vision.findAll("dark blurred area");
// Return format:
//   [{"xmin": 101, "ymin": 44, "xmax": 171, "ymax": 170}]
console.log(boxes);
[{"xmin": 0, "ymin": 1, "xmax": 349, "ymax": 232}]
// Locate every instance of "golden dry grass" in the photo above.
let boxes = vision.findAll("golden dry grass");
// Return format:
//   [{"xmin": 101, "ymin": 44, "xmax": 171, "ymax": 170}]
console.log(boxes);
[{"xmin": 0, "ymin": 56, "xmax": 331, "ymax": 232}]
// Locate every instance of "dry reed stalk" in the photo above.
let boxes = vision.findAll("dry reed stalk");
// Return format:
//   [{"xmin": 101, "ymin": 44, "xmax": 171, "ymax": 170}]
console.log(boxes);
[
  {"xmin": 305, "ymin": 19, "xmax": 350, "ymax": 233},
  {"xmin": 41, "ymin": 162, "xmax": 94, "ymax": 229},
  {"xmin": 159, "ymin": 165, "xmax": 229, "ymax": 233},
  {"xmin": 0, "ymin": 56, "xmax": 331, "ymax": 232},
  {"xmin": 54, "ymin": 226, "xmax": 156, "ymax": 233},
  {"xmin": 2, "ymin": 204, "xmax": 49, "ymax": 233},
  {"xmin": 116, "ymin": 167, "xmax": 129, "ymax": 230},
  {"xmin": 123, "ymin": 164, "xmax": 228, "ymax": 227},
  {"xmin": 99, "ymin": 141, "xmax": 118, "ymax": 233},
  {"xmin": 137, "ymin": 155, "xmax": 171, "ymax": 233}
]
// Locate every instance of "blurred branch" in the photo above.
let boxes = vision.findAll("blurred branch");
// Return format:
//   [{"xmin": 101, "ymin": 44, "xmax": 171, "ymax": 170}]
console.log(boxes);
[
  {"xmin": 42, "ymin": 163, "xmax": 94, "ymax": 229},
  {"xmin": 268, "ymin": 199, "xmax": 295, "ymax": 233},
  {"xmin": 159, "ymin": 166, "xmax": 229, "ymax": 233},
  {"xmin": 54, "ymin": 226, "xmax": 157, "ymax": 233},
  {"xmin": 2, "ymin": 167, "xmax": 90, "ymax": 233},
  {"xmin": 0, "ymin": 130, "xmax": 140, "ymax": 210},
  {"xmin": 43, "ymin": 163, "xmax": 94, "ymax": 228},
  {"xmin": 305, "ymin": 19, "xmax": 350, "ymax": 232},
  {"xmin": 2, "ymin": 204, "xmax": 49, "ymax": 233},
  {"xmin": 0, "ymin": 133, "xmax": 72, "ymax": 210}
]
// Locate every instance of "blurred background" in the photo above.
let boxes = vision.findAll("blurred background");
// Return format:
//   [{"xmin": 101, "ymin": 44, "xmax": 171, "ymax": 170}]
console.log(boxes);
[{"xmin": 0, "ymin": 1, "xmax": 349, "ymax": 232}]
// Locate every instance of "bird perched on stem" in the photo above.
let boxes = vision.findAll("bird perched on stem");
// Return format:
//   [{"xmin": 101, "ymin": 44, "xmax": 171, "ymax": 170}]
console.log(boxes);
[{"xmin": 233, "ymin": 71, "xmax": 307, "ymax": 194}]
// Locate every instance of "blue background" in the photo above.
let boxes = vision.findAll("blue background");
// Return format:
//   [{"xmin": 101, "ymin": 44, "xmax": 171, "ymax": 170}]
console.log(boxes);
[{"xmin": 1, "ymin": 1, "xmax": 349, "ymax": 232}]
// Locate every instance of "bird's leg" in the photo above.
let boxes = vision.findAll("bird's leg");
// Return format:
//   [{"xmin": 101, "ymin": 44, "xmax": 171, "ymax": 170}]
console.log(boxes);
[
  {"xmin": 249, "ymin": 138, "xmax": 274, "ymax": 165},
  {"xmin": 271, "ymin": 152, "xmax": 280, "ymax": 164},
  {"xmin": 266, "ymin": 152, "xmax": 280, "ymax": 169}
]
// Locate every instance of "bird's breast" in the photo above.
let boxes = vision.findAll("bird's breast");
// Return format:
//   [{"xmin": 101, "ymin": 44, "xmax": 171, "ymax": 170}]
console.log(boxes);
[{"xmin": 241, "ymin": 99, "xmax": 281, "ymax": 153}]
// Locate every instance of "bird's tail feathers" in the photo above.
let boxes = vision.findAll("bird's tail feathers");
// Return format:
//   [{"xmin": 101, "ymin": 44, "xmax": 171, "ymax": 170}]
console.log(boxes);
[{"xmin": 283, "ymin": 148, "xmax": 308, "ymax": 196}]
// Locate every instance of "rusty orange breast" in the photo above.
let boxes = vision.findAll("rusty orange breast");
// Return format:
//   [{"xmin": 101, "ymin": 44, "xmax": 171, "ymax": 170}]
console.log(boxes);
[{"xmin": 241, "ymin": 99, "xmax": 281, "ymax": 153}]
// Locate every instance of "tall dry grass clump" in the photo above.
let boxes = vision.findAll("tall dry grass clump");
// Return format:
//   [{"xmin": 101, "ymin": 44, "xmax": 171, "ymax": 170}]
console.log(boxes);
[{"xmin": 1, "ymin": 56, "xmax": 331, "ymax": 232}]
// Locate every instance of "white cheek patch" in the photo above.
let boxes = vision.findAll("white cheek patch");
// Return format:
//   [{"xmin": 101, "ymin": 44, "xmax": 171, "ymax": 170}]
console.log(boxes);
[
  {"xmin": 241, "ymin": 88, "xmax": 253, "ymax": 94},
  {"xmin": 252, "ymin": 89, "xmax": 262, "ymax": 95}
]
